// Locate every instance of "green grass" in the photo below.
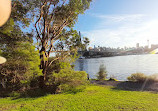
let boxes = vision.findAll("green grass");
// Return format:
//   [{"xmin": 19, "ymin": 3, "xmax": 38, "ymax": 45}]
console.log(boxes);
[{"xmin": 0, "ymin": 85, "xmax": 158, "ymax": 111}]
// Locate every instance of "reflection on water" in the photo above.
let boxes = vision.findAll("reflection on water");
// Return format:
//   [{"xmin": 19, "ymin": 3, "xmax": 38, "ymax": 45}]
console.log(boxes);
[
  {"xmin": 74, "ymin": 54, "xmax": 158, "ymax": 81},
  {"xmin": 78, "ymin": 59, "xmax": 84, "ymax": 71}
]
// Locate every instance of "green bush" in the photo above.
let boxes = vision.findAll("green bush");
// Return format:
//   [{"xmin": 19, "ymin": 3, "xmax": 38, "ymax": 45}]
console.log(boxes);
[
  {"xmin": 108, "ymin": 78, "xmax": 118, "ymax": 81},
  {"xmin": 148, "ymin": 74, "xmax": 158, "ymax": 82},
  {"xmin": 51, "ymin": 69, "xmax": 88, "ymax": 93},
  {"xmin": 96, "ymin": 64, "xmax": 107, "ymax": 80},
  {"xmin": 108, "ymin": 75, "xmax": 117, "ymax": 81},
  {"xmin": 0, "ymin": 42, "xmax": 42, "ymax": 91},
  {"xmin": 8, "ymin": 91, "xmax": 20, "ymax": 97}
]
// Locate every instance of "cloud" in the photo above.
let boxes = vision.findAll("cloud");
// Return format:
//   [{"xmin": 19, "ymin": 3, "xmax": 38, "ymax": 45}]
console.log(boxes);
[
  {"xmin": 81, "ymin": 14, "xmax": 158, "ymax": 48},
  {"xmin": 92, "ymin": 14, "xmax": 146, "ymax": 23}
]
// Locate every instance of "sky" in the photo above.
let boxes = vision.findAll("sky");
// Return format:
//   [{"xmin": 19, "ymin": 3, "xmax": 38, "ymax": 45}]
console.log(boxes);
[{"xmin": 74, "ymin": 0, "xmax": 158, "ymax": 48}]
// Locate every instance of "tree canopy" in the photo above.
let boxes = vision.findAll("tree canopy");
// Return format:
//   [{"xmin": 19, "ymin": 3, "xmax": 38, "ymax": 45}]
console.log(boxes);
[
  {"xmin": 32, "ymin": 0, "xmax": 92, "ymax": 80},
  {"xmin": 0, "ymin": 0, "xmax": 91, "ymax": 92}
]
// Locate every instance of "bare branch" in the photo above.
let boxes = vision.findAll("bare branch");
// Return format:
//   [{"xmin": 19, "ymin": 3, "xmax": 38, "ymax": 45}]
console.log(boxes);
[
  {"xmin": 48, "ymin": 57, "xmax": 60, "ymax": 67},
  {"xmin": 35, "ymin": 2, "xmax": 47, "ymax": 41}
]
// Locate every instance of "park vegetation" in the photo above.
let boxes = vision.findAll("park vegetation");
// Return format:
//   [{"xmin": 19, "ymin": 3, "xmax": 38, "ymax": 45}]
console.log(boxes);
[
  {"xmin": 0, "ymin": 0, "xmax": 91, "ymax": 96},
  {"xmin": 0, "ymin": 1, "xmax": 158, "ymax": 110},
  {"xmin": 127, "ymin": 73, "xmax": 158, "ymax": 83},
  {"xmin": 0, "ymin": 86, "xmax": 158, "ymax": 111},
  {"xmin": 96, "ymin": 64, "xmax": 107, "ymax": 80}
]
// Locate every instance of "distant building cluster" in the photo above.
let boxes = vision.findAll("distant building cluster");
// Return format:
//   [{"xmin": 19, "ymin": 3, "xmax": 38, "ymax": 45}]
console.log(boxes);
[
  {"xmin": 78, "ymin": 36, "xmax": 158, "ymax": 58},
  {"xmin": 87, "ymin": 42, "xmax": 158, "ymax": 56}
]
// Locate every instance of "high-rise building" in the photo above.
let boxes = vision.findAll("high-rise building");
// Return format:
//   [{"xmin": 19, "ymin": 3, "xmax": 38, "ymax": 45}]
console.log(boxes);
[
  {"xmin": 136, "ymin": 43, "xmax": 139, "ymax": 48},
  {"xmin": 147, "ymin": 40, "xmax": 149, "ymax": 48}
]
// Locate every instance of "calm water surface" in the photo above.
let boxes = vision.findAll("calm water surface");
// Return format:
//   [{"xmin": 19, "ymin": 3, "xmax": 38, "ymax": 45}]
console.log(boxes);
[{"xmin": 74, "ymin": 54, "xmax": 158, "ymax": 81}]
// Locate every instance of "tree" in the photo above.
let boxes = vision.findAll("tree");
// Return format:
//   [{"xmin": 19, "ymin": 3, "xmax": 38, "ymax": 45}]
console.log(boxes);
[
  {"xmin": 97, "ymin": 64, "xmax": 107, "ymax": 80},
  {"xmin": 46, "ymin": 29, "xmax": 89, "ymax": 84},
  {"xmin": 82, "ymin": 37, "xmax": 90, "ymax": 51},
  {"xmin": 54, "ymin": 29, "xmax": 89, "ymax": 58},
  {"xmin": 0, "ymin": 0, "xmax": 42, "ymax": 91},
  {"xmin": 34, "ymin": 0, "xmax": 92, "ymax": 81},
  {"xmin": 0, "ymin": 42, "xmax": 42, "ymax": 91},
  {"xmin": 0, "ymin": 0, "xmax": 33, "ymax": 35}
]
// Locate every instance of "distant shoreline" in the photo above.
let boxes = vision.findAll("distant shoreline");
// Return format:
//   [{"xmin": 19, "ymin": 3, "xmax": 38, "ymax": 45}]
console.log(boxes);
[{"xmin": 83, "ymin": 53, "xmax": 152, "ymax": 59}]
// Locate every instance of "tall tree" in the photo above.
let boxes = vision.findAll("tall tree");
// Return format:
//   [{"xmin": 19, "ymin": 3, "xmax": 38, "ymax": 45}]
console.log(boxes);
[{"xmin": 34, "ymin": 0, "xmax": 92, "ymax": 80}]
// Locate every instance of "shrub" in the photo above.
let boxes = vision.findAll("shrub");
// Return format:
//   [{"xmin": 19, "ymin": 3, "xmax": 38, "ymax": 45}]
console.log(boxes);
[
  {"xmin": 127, "ymin": 73, "xmax": 147, "ymax": 82},
  {"xmin": 108, "ymin": 78, "xmax": 118, "ymax": 81},
  {"xmin": 127, "ymin": 73, "xmax": 158, "ymax": 83},
  {"xmin": 108, "ymin": 75, "xmax": 117, "ymax": 81},
  {"xmin": 96, "ymin": 64, "xmax": 107, "ymax": 80},
  {"xmin": 51, "ymin": 69, "xmax": 88, "ymax": 93},
  {"xmin": 0, "ymin": 42, "xmax": 42, "ymax": 91},
  {"xmin": 148, "ymin": 74, "xmax": 158, "ymax": 82}
]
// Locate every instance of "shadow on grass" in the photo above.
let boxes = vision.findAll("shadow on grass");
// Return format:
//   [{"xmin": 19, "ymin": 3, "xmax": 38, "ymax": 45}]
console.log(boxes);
[
  {"xmin": 111, "ymin": 81, "xmax": 158, "ymax": 92},
  {"xmin": 0, "ymin": 86, "xmax": 85, "ymax": 99},
  {"xmin": 90, "ymin": 80, "xmax": 158, "ymax": 92},
  {"xmin": 0, "ymin": 86, "xmax": 56, "ymax": 99}
]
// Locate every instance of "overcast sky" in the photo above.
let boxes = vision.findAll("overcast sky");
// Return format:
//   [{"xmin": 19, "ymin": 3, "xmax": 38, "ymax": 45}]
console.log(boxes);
[{"xmin": 74, "ymin": 0, "xmax": 158, "ymax": 48}]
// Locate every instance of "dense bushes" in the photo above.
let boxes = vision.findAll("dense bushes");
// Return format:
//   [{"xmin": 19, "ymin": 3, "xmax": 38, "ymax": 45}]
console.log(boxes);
[
  {"xmin": 0, "ymin": 42, "xmax": 42, "ymax": 91},
  {"xmin": 49, "ymin": 69, "xmax": 88, "ymax": 93},
  {"xmin": 127, "ymin": 73, "xmax": 158, "ymax": 83}
]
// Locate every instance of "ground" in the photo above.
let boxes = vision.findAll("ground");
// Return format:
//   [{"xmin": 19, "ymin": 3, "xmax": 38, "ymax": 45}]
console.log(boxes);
[
  {"xmin": 0, "ymin": 85, "xmax": 158, "ymax": 111},
  {"xmin": 91, "ymin": 80, "xmax": 158, "ymax": 92}
]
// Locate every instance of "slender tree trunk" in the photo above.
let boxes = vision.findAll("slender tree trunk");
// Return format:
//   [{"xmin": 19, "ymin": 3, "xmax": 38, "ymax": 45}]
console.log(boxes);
[
  {"xmin": 42, "ymin": 66, "xmax": 47, "ymax": 81},
  {"xmin": 40, "ymin": 49, "xmax": 47, "ymax": 80},
  {"xmin": 39, "ymin": 42, "xmax": 48, "ymax": 88}
]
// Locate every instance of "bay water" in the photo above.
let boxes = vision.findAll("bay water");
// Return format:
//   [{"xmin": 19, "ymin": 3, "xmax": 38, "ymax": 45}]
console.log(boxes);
[{"xmin": 74, "ymin": 54, "xmax": 158, "ymax": 80}]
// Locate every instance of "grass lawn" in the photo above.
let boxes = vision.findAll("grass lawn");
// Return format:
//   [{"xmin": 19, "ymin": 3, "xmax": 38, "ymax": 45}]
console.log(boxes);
[{"xmin": 0, "ymin": 85, "xmax": 158, "ymax": 111}]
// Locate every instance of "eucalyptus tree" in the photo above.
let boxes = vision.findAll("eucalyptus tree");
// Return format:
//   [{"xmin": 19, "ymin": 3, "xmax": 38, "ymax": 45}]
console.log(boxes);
[{"xmin": 34, "ymin": 0, "xmax": 92, "ymax": 80}]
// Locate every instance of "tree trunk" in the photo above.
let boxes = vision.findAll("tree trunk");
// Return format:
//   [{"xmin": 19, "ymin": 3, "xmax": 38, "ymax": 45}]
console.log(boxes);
[{"xmin": 39, "ymin": 44, "xmax": 47, "ymax": 88}]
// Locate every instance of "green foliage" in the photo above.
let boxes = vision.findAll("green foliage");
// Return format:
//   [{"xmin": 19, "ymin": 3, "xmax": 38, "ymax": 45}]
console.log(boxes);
[
  {"xmin": 0, "ymin": 42, "xmax": 42, "ymax": 90},
  {"xmin": 0, "ymin": 0, "xmax": 91, "ymax": 93},
  {"xmin": 58, "ymin": 29, "xmax": 89, "ymax": 52},
  {"xmin": 51, "ymin": 69, "xmax": 88, "ymax": 93},
  {"xmin": 0, "ymin": 18, "xmax": 14, "ymax": 36},
  {"xmin": 0, "ymin": 0, "xmax": 39, "ymax": 91},
  {"xmin": 11, "ymin": 0, "xmax": 33, "ymax": 26},
  {"xmin": 108, "ymin": 75, "xmax": 118, "ymax": 81},
  {"xmin": 46, "ymin": 57, "xmax": 73, "ymax": 77},
  {"xmin": 128, "ymin": 73, "xmax": 158, "ymax": 83},
  {"xmin": 33, "ymin": 0, "xmax": 92, "ymax": 79},
  {"xmin": 108, "ymin": 78, "xmax": 118, "ymax": 81},
  {"xmin": 8, "ymin": 91, "xmax": 21, "ymax": 97},
  {"xmin": 0, "ymin": 0, "xmax": 33, "ymax": 35},
  {"xmin": 46, "ymin": 54, "xmax": 88, "ymax": 94},
  {"xmin": 0, "ymin": 86, "xmax": 158, "ymax": 111},
  {"xmin": 97, "ymin": 64, "xmax": 107, "ymax": 80}
]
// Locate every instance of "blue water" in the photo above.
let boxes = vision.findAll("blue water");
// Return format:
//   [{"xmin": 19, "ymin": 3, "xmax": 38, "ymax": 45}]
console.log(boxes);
[{"xmin": 74, "ymin": 54, "xmax": 158, "ymax": 81}]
